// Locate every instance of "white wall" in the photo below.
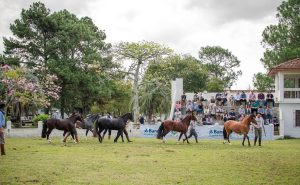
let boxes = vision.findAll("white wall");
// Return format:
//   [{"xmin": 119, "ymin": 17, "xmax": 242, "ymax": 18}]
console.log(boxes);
[{"xmin": 279, "ymin": 103, "xmax": 300, "ymax": 138}]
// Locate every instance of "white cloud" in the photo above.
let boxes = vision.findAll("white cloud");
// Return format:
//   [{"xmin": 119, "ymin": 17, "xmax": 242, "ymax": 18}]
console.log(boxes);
[{"xmin": 0, "ymin": 0, "xmax": 283, "ymax": 89}]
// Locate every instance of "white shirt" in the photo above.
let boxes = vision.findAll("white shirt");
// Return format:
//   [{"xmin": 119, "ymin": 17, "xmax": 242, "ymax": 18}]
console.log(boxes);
[{"xmin": 254, "ymin": 117, "xmax": 264, "ymax": 128}]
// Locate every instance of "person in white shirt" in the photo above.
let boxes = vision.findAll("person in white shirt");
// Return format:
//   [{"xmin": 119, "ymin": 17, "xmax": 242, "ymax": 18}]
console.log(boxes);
[{"xmin": 252, "ymin": 113, "xmax": 266, "ymax": 146}]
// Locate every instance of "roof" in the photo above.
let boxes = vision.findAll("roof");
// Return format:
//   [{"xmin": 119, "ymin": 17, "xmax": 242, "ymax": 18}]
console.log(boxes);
[{"xmin": 268, "ymin": 58, "xmax": 300, "ymax": 76}]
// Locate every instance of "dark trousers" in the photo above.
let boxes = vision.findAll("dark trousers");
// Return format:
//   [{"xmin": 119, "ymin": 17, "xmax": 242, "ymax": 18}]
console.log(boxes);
[{"xmin": 187, "ymin": 129, "xmax": 198, "ymax": 143}]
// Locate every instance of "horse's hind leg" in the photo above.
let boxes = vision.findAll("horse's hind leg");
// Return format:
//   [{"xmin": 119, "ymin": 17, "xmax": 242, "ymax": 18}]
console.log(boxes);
[
  {"xmin": 123, "ymin": 129, "xmax": 132, "ymax": 142},
  {"xmin": 227, "ymin": 131, "xmax": 232, "ymax": 144},
  {"xmin": 247, "ymin": 135, "xmax": 251, "ymax": 147},
  {"xmin": 178, "ymin": 133, "xmax": 183, "ymax": 142},
  {"xmin": 102, "ymin": 129, "xmax": 107, "ymax": 139},
  {"xmin": 242, "ymin": 134, "xmax": 246, "ymax": 146}
]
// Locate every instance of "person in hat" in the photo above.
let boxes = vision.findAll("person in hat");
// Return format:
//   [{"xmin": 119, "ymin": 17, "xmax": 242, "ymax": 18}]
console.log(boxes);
[{"xmin": 0, "ymin": 103, "xmax": 6, "ymax": 155}]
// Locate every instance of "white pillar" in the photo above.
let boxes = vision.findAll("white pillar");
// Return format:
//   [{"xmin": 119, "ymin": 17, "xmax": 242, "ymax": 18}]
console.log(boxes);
[
  {"xmin": 168, "ymin": 78, "xmax": 183, "ymax": 120},
  {"xmin": 6, "ymin": 121, "xmax": 11, "ymax": 133}
]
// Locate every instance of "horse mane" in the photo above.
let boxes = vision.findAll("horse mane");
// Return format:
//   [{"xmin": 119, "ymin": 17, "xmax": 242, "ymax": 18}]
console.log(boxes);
[
  {"xmin": 121, "ymin": 113, "xmax": 131, "ymax": 118},
  {"xmin": 242, "ymin": 115, "xmax": 254, "ymax": 125},
  {"xmin": 181, "ymin": 114, "xmax": 193, "ymax": 124}
]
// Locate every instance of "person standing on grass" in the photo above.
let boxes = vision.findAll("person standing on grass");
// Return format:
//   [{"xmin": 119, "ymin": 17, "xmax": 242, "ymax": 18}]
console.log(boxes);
[
  {"xmin": 183, "ymin": 119, "xmax": 198, "ymax": 143},
  {"xmin": 252, "ymin": 113, "xmax": 266, "ymax": 146},
  {"xmin": 0, "ymin": 102, "xmax": 6, "ymax": 155}
]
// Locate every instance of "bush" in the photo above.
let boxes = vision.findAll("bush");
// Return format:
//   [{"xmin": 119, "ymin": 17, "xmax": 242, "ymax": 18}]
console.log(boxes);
[{"xmin": 32, "ymin": 114, "xmax": 49, "ymax": 124}]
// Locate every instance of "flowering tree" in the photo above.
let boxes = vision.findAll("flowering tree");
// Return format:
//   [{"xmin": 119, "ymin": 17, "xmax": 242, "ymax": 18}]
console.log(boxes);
[{"xmin": 0, "ymin": 65, "xmax": 60, "ymax": 110}]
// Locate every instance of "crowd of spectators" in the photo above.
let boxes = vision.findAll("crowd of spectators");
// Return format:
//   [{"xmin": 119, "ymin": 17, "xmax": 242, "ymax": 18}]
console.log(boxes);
[{"xmin": 173, "ymin": 91, "xmax": 278, "ymax": 126}]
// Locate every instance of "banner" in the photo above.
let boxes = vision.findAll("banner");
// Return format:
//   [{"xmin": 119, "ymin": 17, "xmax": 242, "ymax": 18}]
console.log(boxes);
[{"xmin": 140, "ymin": 124, "xmax": 274, "ymax": 140}]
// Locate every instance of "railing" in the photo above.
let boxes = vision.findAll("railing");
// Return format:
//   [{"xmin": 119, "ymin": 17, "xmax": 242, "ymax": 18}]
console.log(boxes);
[{"xmin": 284, "ymin": 88, "xmax": 300, "ymax": 99}]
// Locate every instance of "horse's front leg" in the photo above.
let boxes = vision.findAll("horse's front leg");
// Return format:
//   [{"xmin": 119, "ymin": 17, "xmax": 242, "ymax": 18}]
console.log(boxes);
[
  {"xmin": 184, "ymin": 132, "xmax": 190, "ymax": 144},
  {"xmin": 46, "ymin": 128, "xmax": 54, "ymax": 143},
  {"xmin": 63, "ymin": 132, "xmax": 71, "ymax": 143},
  {"xmin": 98, "ymin": 128, "xmax": 104, "ymax": 143}
]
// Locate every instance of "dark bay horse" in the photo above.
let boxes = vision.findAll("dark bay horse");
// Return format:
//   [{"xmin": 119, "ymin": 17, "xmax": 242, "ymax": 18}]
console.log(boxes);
[
  {"xmin": 41, "ymin": 113, "xmax": 83, "ymax": 143},
  {"xmin": 94, "ymin": 113, "xmax": 133, "ymax": 143},
  {"xmin": 223, "ymin": 114, "xmax": 257, "ymax": 146},
  {"xmin": 156, "ymin": 113, "xmax": 197, "ymax": 144}
]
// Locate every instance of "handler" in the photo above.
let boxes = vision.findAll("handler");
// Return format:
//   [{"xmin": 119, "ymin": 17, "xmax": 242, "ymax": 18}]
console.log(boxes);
[
  {"xmin": 0, "ymin": 102, "xmax": 6, "ymax": 155},
  {"xmin": 184, "ymin": 119, "xmax": 198, "ymax": 143},
  {"xmin": 252, "ymin": 113, "xmax": 266, "ymax": 146}
]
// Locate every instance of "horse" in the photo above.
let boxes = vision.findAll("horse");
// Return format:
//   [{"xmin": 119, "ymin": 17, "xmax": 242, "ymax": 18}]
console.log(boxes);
[
  {"xmin": 156, "ymin": 113, "xmax": 198, "ymax": 144},
  {"xmin": 41, "ymin": 113, "xmax": 83, "ymax": 143},
  {"xmin": 94, "ymin": 112, "xmax": 133, "ymax": 143},
  {"xmin": 223, "ymin": 114, "xmax": 257, "ymax": 146},
  {"xmin": 76, "ymin": 114, "xmax": 99, "ymax": 137}
]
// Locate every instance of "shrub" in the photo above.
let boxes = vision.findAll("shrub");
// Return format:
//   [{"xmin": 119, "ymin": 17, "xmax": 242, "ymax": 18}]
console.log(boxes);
[{"xmin": 32, "ymin": 114, "xmax": 49, "ymax": 124}]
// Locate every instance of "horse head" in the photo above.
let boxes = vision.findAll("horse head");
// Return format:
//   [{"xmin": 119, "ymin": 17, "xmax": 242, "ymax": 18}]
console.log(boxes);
[
  {"xmin": 122, "ymin": 112, "xmax": 134, "ymax": 122},
  {"xmin": 246, "ymin": 114, "xmax": 257, "ymax": 125},
  {"xmin": 69, "ymin": 112, "xmax": 84, "ymax": 123}
]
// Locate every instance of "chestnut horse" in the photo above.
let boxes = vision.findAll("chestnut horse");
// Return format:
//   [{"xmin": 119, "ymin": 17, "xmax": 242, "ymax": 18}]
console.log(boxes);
[
  {"xmin": 223, "ymin": 114, "xmax": 256, "ymax": 146},
  {"xmin": 156, "ymin": 113, "xmax": 197, "ymax": 143}
]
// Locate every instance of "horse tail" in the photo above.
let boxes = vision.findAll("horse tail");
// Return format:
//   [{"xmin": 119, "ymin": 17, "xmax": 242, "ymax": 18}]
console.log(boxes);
[
  {"xmin": 156, "ymin": 122, "xmax": 164, "ymax": 139},
  {"xmin": 223, "ymin": 126, "xmax": 227, "ymax": 140},
  {"xmin": 41, "ymin": 120, "xmax": 47, "ymax": 138}
]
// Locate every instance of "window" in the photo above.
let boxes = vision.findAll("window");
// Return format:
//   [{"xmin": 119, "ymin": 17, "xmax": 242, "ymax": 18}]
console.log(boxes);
[
  {"xmin": 284, "ymin": 78, "xmax": 295, "ymax": 88},
  {"xmin": 296, "ymin": 110, "xmax": 300, "ymax": 127}
]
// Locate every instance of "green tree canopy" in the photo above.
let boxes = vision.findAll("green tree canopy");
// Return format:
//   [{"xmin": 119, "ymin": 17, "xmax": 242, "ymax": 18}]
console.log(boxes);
[
  {"xmin": 198, "ymin": 46, "xmax": 242, "ymax": 90},
  {"xmin": 252, "ymin": 72, "xmax": 274, "ymax": 92},
  {"xmin": 261, "ymin": 0, "xmax": 300, "ymax": 70}
]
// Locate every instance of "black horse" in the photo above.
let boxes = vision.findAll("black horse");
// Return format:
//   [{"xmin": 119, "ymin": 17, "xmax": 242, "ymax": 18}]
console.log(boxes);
[
  {"xmin": 41, "ymin": 113, "xmax": 83, "ymax": 143},
  {"xmin": 94, "ymin": 112, "xmax": 133, "ymax": 143}
]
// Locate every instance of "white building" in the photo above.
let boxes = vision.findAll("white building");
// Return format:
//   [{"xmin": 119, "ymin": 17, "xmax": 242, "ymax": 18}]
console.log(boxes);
[{"xmin": 268, "ymin": 59, "xmax": 300, "ymax": 138}]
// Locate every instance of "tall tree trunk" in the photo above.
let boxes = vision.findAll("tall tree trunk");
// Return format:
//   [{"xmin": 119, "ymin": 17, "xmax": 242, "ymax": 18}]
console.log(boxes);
[
  {"xmin": 60, "ymin": 84, "xmax": 65, "ymax": 119},
  {"xmin": 132, "ymin": 61, "xmax": 141, "ymax": 124}
]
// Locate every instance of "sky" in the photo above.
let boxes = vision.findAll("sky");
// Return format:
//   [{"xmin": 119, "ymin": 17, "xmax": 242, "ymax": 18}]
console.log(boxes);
[{"xmin": 0, "ymin": 0, "xmax": 284, "ymax": 90}]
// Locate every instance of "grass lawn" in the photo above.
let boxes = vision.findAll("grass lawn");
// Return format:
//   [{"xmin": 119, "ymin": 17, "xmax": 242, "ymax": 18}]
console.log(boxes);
[{"xmin": 1, "ymin": 137, "xmax": 300, "ymax": 185}]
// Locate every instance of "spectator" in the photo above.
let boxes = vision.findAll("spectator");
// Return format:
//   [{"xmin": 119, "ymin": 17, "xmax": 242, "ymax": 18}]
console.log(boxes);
[
  {"xmin": 203, "ymin": 105, "xmax": 210, "ymax": 116},
  {"xmin": 251, "ymin": 100, "xmax": 259, "ymax": 115},
  {"xmin": 181, "ymin": 92, "xmax": 187, "ymax": 115},
  {"xmin": 210, "ymin": 96, "xmax": 216, "ymax": 106},
  {"xmin": 197, "ymin": 101, "xmax": 203, "ymax": 115},
  {"xmin": 139, "ymin": 114, "xmax": 145, "ymax": 124},
  {"xmin": 52, "ymin": 110, "xmax": 60, "ymax": 119},
  {"xmin": 257, "ymin": 92, "xmax": 265, "ymax": 106},
  {"xmin": 210, "ymin": 105, "xmax": 216, "ymax": 119},
  {"xmin": 238, "ymin": 105, "xmax": 245, "ymax": 118},
  {"xmin": 248, "ymin": 91, "xmax": 256, "ymax": 103},
  {"xmin": 174, "ymin": 108, "xmax": 182, "ymax": 121},
  {"xmin": 228, "ymin": 108, "xmax": 236, "ymax": 120},
  {"xmin": 216, "ymin": 106, "xmax": 224, "ymax": 122},
  {"xmin": 175, "ymin": 101, "xmax": 181, "ymax": 111},
  {"xmin": 186, "ymin": 100, "xmax": 194, "ymax": 113},
  {"xmin": 222, "ymin": 92, "xmax": 228, "ymax": 106},
  {"xmin": 193, "ymin": 92, "xmax": 199, "ymax": 102},
  {"xmin": 240, "ymin": 91, "xmax": 247, "ymax": 106},
  {"xmin": 223, "ymin": 110, "xmax": 229, "ymax": 122},
  {"xmin": 234, "ymin": 91, "xmax": 241, "ymax": 107},
  {"xmin": 203, "ymin": 115, "xmax": 213, "ymax": 125},
  {"xmin": 239, "ymin": 114, "xmax": 245, "ymax": 121},
  {"xmin": 198, "ymin": 92, "xmax": 205, "ymax": 101},
  {"xmin": 257, "ymin": 106, "xmax": 265, "ymax": 119},
  {"xmin": 229, "ymin": 95, "xmax": 235, "ymax": 107},
  {"xmin": 245, "ymin": 104, "xmax": 252, "ymax": 115},
  {"xmin": 216, "ymin": 92, "xmax": 222, "ymax": 106},
  {"xmin": 266, "ymin": 91, "xmax": 275, "ymax": 107},
  {"xmin": 265, "ymin": 106, "xmax": 273, "ymax": 124}
]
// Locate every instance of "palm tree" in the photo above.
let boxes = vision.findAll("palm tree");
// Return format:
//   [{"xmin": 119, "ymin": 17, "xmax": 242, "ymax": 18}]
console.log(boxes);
[{"xmin": 139, "ymin": 78, "xmax": 171, "ymax": 123}]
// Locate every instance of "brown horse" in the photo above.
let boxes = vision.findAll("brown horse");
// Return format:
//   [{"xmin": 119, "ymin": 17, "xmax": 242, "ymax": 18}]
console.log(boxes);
[
  {"xmin": 156, "ymin": 113, "xmax": 197, "ymax": 143},
  {"xmin": 41, "ymin": 113, "xmax": 83, "ymax": 143},
  {"xmin": 223, "ymin": 114, "xmax": 256, "ymax": 146}
]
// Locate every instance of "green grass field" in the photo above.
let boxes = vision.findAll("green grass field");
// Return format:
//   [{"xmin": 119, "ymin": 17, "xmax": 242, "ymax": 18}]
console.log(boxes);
[{"xmin": 1, "ymin": 137, "xmax": 300, "ymax": 185}]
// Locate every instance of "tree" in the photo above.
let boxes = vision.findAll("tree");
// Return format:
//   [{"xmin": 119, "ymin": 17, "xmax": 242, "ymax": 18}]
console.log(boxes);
[
  {"xmin": 261, "ymin": 0, "xmax": 300, "ymax": 70},
  {"xmin": 139, "ymin": 77, "xmax": 171, "ymax": 122},
  {"xmin": 198, "ymin": 46, "xmax": 242, "ymax": 89},
  {"xmin": 3, "ymin": 2, "xmax": 115, "ymax": 116},
  {"xmin": 114, "ymin": 41, "xmax": 172, "ymax": 123},
  {"xmin": 144, "ymin": 54, "xmax": 208, "ymax": 92},
  {"xmin": 0, "ymin": 65, "xmax": 60, "ymax": 123},
  {"xmin": 252, "ymin": 72, "xmax": 274, "ymax": 91}
]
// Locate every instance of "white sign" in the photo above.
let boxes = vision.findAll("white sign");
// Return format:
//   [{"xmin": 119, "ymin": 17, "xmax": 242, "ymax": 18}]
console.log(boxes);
[{"xmin": 140, "ymin": 124, "xmax": 274, "ymax": 140}]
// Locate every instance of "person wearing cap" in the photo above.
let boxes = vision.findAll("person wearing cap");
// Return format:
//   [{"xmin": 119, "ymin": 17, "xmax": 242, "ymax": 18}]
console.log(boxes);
[{"xmin": 0, "ymin": 103, "xmax": 6, "ymax": 155}]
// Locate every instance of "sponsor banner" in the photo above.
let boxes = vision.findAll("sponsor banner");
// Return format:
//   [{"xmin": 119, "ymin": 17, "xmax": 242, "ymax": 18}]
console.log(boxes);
[{"xmin": 140, "ymin": 124, "xmax": 274, "ymax": 140}]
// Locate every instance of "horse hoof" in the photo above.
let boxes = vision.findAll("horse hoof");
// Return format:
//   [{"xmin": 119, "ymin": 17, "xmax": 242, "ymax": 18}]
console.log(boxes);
[
  {"xmin": 48, "ymin": 140, "xmax": 52, "ymax": 143},
  {"xmin": 128, "ymin": 141, "xmax": 132, "ymax": 143},
  {"xmin": 228, "ymin": 143, "xmax": 232, "ymax": 145}
]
